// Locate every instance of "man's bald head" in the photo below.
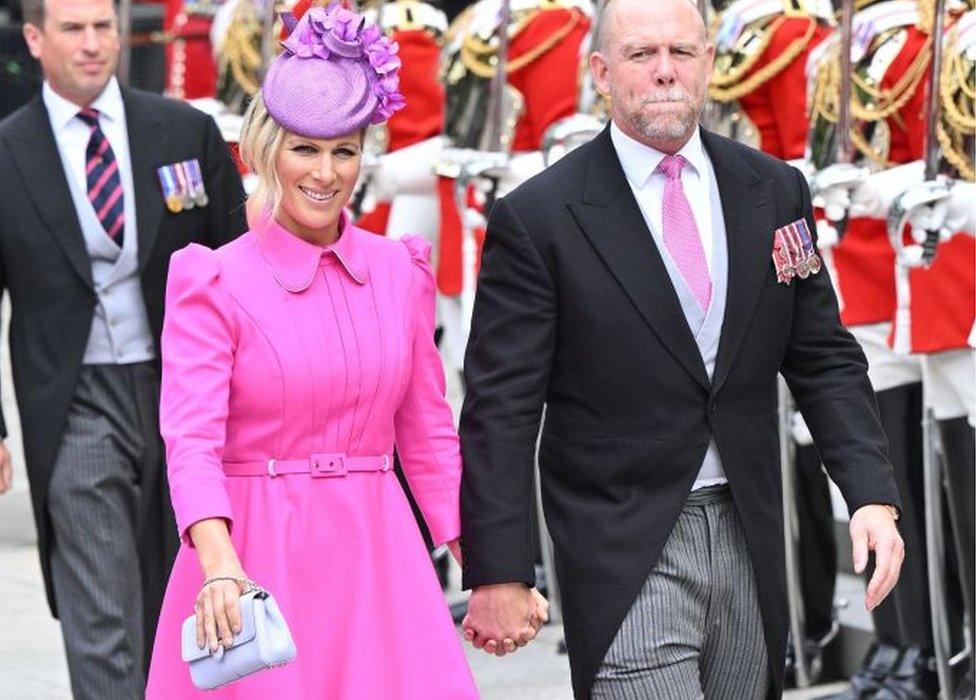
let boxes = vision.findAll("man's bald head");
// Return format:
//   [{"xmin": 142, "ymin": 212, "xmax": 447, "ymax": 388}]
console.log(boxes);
[{"xmin": 597, "ymin": 0, "xmax": 707, "ymax": 55}]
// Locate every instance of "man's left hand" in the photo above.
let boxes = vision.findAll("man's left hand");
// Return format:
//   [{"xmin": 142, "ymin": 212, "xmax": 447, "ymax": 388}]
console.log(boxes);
[{"xmin": 850, "ymin": 504, "xmax": 904, "ymax": 611}]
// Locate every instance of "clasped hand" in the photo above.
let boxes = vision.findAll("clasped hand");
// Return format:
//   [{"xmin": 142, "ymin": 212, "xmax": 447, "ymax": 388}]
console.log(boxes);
[{"xmin": 462, "ymin": 583, "xmax": 549, "ymax": 656}]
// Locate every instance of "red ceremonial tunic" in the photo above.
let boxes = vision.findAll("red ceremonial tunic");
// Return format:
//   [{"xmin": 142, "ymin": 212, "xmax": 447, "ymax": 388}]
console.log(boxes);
[
  {"xmin": 831, "ymin": 23, "xmax": 929, "ymax": 328},
  {"xmin": 738, "ymin": 15, "xmax": 832, "ymax": 160}
]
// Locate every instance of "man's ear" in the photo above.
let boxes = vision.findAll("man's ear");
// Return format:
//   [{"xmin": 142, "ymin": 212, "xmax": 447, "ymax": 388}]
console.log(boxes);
[
  {"xmin": 589, "ymin": 52, "xmax": 611, "ymax": 97},
  {"xmin": 23, "ymin": 22, "xmax": 43, "ymax": 61}
]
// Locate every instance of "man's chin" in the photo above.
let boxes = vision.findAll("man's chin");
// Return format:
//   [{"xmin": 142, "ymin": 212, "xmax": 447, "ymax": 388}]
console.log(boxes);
[
  {"xmin": 74, "ymin": 75, "xmax": 113, "ymax": 96},
  {"xmin": 635, "ymin": 118, "xmax": 695, "ymax": 143}
]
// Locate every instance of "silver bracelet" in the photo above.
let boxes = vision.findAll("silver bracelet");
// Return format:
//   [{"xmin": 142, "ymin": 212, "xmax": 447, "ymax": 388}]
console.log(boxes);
[{"xmin": 201, "ymin": 575, "xmax": 260, "ymax": 594}]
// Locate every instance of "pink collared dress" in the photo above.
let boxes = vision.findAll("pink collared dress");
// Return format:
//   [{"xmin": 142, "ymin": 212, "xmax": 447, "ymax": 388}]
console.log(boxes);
[{"xmin": 146, "ymin": 215, "xmax": 478, "ymax": 698}]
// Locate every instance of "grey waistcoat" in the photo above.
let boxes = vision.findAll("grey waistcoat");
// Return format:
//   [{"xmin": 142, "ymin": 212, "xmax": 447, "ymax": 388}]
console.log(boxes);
[{"xmin": 60, "ymin": 146, "xmax": 156, "ymax": 365}]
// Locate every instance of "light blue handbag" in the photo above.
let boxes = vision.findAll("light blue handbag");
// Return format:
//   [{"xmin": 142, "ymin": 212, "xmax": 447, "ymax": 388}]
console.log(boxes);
[{"xmin": 181, "ymin": 586, "xmax": 297, "ymax": 690}]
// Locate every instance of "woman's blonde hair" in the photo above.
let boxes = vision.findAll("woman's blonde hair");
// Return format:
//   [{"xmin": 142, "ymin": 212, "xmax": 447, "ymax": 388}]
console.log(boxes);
[{"xmin": 239, "ymin": 91, "xmax": 285, "ymax": 217}]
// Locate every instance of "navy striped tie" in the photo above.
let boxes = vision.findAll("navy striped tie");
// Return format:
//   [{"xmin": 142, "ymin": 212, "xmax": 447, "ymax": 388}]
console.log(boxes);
[{"xmin": 77, "ymin": 107, "xmax": 125, "ymax": 246}]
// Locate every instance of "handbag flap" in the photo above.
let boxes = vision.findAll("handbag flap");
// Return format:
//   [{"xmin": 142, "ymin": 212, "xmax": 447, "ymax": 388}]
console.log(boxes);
[{"xmin": 181, "ymin": 591, "xmax": 260, "ymax": 662}]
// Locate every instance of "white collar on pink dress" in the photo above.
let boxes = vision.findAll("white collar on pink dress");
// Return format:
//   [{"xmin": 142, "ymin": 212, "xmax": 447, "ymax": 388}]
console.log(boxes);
[{"xmin": 253, "ymin": 210, "xmax": 369, "ymax": 292}]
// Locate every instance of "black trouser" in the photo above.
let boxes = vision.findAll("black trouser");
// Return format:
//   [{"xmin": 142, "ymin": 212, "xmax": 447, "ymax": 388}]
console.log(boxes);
[
  {"xmin": 871, "ymin": 383, "xmax": 933, "ymax": 649},
  {"xmin": 939, "ymin": 416, "xmax": 975, "ymax": 659},
  {"xmin": 795, "ymin": 442, "xmax": 837, "ymax": 640}
]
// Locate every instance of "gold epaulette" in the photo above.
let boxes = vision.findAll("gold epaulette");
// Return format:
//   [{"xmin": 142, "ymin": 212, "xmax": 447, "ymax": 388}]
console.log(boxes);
[
  {"xmin": 709, "ymin": 13, "xmax": 819, "ymax": 102},
  {"xmin": 215, "ymin": 0, "xmax": 267, "ymax": 108},
  {"xmin": 808, "ymin": 15, "xmax": 931, "ymax": 167},
  {"xmin": 455, "ymin": 0, "xmax": 586, "ymax": 79}
]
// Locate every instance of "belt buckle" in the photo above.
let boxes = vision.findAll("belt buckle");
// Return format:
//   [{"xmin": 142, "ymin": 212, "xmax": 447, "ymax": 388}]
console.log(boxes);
[{"xmin": 310, "ymin": 453, "xmax": 347, "ymax": 477}]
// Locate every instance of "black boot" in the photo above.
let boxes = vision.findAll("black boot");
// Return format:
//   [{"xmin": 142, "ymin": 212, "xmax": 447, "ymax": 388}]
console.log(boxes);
[
  {"xmin": 955, "ymin": 667, "xmax": 975, "ymax": 700},
  {"xmin": 818, "ymin": 643, "xmax": 902, "ymax": 699},
  {"xmin": 874, "ymin": 646, "xmax": 938, "ymax": 699}
]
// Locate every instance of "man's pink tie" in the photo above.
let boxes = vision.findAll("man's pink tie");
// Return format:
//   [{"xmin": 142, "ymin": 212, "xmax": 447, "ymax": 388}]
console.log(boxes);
[{"xmin": 658, "ymin": 154, "xmax": 711, "ymax": 311}]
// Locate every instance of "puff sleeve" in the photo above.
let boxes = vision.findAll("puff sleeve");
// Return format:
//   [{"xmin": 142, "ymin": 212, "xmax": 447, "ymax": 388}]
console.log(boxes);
[
  {"xmin": 393, "ymin": 235, "xmax": 461, "ymax": 546},
  {"xmin": 160, "ymin": 243, "xmax": 238, "ymax": 543}
]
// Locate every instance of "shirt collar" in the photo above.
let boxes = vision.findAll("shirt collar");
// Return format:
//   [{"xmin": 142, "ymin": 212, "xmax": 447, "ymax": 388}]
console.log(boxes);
[
  {"xmin": 254, "ymin": 210, "xmax": 369, "ymax": 293},
  {"xmin": 610, "ymin": 120, "xmax": 709, "ymax": 189},
  {"xmin": 43, "ymin": 77, "xmax": 125, "ymax": 133}
]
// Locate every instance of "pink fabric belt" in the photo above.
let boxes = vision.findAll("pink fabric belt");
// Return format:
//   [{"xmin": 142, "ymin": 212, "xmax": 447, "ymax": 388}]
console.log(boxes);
[{"xmin": 223, "ymin": 453, "xmax": 393, "ymax": 478}]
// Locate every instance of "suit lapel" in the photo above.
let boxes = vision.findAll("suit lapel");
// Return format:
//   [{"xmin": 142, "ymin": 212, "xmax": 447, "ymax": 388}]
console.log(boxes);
[
  {"xmin": 567, "ymin": 128, "xmax": 710, "ymax": 391},
  {"xmin": 703, "ymin": 130, "xmax": 776, "ymax": 396},
  {"xmin": 122, "ymin": 88, "xmax": 167, "ymax": 272},
  {"xmin": 6, "ymin": 96, "xmax": 93, "ymax": 288}
]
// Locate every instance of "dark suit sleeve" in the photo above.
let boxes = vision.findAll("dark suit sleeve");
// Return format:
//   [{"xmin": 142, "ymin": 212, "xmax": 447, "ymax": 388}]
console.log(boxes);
[
  {"xmin": 200, "ymin": 115, "xmax": 246, "ymax": 245},
  {"xmin": 780, "ymin": 166, "xmax": 901, "ymax": 516},
  {"xmin": 459, "ymin": 195, "xmax": 557, "ymax": 589}
]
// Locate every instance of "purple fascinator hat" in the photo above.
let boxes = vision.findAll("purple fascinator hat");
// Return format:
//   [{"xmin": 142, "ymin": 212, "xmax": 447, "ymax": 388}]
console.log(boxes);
[{"xmin": 262, "ymin": 2, "xmax": 406, "ymax": 138}]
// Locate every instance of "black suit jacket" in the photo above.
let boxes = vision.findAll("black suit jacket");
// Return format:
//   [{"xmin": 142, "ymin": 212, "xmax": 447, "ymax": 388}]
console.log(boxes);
[
  {"xmin": 0, "ymin": 87, "xmax": 247, "ymax": 614},
  {"xmin": 459, "ymin": 126, "xmax": 901, "ymax": 698}
]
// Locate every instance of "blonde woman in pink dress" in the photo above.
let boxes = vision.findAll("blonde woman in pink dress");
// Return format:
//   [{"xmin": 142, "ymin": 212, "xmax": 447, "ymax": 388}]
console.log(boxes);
[{"xmin": 144, "ymin": 4, "xmax": 508, "ymax": 696}]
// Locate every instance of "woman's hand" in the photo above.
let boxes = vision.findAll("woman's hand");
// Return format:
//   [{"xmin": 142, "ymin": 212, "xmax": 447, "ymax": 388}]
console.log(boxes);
[
  {"xmin": 195, "ymin": 572, "xmax": 248, "ymax": 652},
  {"xmin": 188, "ymin": 518, "xmax": 248, "ymax": 652}
]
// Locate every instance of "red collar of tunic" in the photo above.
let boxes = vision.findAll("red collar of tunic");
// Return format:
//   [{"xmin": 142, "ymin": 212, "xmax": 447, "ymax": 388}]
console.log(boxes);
[{"xmin": 253, "ymin": 209, "xmax": 369, "ymax": 292}]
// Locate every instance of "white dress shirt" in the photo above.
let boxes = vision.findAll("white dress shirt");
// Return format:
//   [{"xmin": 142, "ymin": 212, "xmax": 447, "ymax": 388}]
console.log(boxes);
[
  {"xmin": 610, "ymin": 121, "xmax": 716, "ymax": 274},
  {"xmin": 43, "ymin": 77, "xmax": 136, "ymax": 243}
]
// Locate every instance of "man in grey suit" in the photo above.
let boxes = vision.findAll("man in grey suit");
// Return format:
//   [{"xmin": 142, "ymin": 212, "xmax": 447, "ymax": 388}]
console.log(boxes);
[
  {"xmin": 459, "ymin": 0, "xmax": 905, "ymax": 697},
  {"xmin": 0, "ymin": 0, "xmax": 246, "ymax": 697}
]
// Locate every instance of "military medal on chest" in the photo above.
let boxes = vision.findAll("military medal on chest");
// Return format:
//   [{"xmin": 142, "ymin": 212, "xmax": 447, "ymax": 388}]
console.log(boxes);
[
  {"xmin": 772, "ymin": 218, "xmax": 821, "ymax": 284},
  {"xmin": 157, "ymin": 163, "xmax": 184, "ymax": 214}
]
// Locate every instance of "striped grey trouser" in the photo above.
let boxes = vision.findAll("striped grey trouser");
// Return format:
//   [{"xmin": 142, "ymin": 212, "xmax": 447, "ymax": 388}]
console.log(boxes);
[
  {"xmin": 47, "ymin": 363, "xmax": 177, "ymax": 700},
  {"xmin": 591, "ymin": 485, "xmax": 769, "ymax": 700}
]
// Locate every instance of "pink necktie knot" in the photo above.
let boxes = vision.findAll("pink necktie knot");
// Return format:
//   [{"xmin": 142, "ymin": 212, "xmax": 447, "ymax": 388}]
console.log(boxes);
[
  {"xmin": 77, "ymin": 107, "xmax": 100, "ymax": 128},
  {"xmin": 657, "ymin": 154, "xmax": 687, "ymax": 180}
]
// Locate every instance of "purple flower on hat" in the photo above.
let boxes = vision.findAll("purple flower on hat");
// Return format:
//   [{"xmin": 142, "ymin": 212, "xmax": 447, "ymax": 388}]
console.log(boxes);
[
  {"xmin": 373, "ymin": 90, "xmax": 406, "ymax": 123},
  {"xmin": 366, "ymin": 36, "xmax": 401, "ymax": 75},
  {"xmin": 324, "ymin": 6, "xmax": 361, "ymax": 42},
  {"xmin": 282, "ymin": 9, "xmax": 331, "ymax": 59},
  {"xmin": 266, "ymin": 1, "xmax": 406, "ymax": 135}
]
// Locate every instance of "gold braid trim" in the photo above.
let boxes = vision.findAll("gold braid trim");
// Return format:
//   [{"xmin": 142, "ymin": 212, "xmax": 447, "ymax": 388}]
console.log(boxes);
[
  {"xmin": 709, "ymin": 16, "xmax": 782, "ymax": 88},
  {"xmin": 941, "ymin": 33, "xmax": 976, "ymax": 133},
  {"xmin": 851, "ymin": 126, "xmax": 896, "ymax": 167},
  {"xmin": 938, "ymin": 122, "xmax": 976, "ymax": 180},
  {"xmin": 709, "ymin": 16, "xmax": 817, "ymax": 102},
  {"xmin": 849, "ymin": 33, "xmax": 932, "ymax": 121},
  {"xmin": 218, "ymin": 1, "xmax": 264, "ymax": 97},
  {"xmin": 459, "ymin": 9, "xmax": 582, "ymax": 78},
  {"xmin": 809, "ymin": 47, "xmax": 894, "ymax": 166}
]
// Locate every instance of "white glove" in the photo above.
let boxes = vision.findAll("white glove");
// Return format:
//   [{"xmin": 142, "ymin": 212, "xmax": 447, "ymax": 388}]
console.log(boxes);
[
  {"xmin": 848, "ymin": 161, "xmax": 925, "ymax": 219},
  {"xmin": 810, "ymin": 163, "xmax": 868, "ymax": 220},
  {"xmin": 819, "ymin": 184, "xmax": 852, "ymax": 222},
  {"xmin": 495, "ymin": 151, "xmax": 546, "ymax": 198},
  {"xmin": 816, "ymin": 217, "xmax": 841, "ymax": 249},
  {"xmin": 906, "ymin": 180, "xmax": 976, "ymax": 239},
  {"xmin": 377, "ymin": 136, "xmax": 444, "ymax": 196},
  {"xmin": 791, "ymin": 412, "xmax": 814, "ymax": 447}
]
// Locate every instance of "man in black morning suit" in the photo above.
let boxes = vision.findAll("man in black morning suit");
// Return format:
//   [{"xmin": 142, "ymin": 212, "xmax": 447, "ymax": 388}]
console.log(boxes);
[
  {"xmin": 459, "ymin": 0, "xmax": 906, "ymax": 697},
  {"xmin": 0, "ymin": 0, "xmax": 245, "ymax": 696}
]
